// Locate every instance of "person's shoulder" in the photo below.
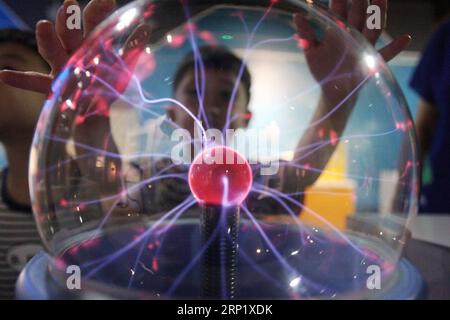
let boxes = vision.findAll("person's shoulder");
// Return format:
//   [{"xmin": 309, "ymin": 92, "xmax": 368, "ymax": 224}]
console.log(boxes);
[
  {"xmin": 0, "ymin": 168, "xmax": 34, "ymax": 217},
  {"xmin": 436, "ymin": 18, "xmax": 450, "ymax": 36},
  {"xmin": 0, "ymin": 191, "xmax": 36, "ymax": 226},
  {"xmin": 0, "ymin": 203, "xmax": 32, "ymax": 221},
  {"xmin": 0, "ymin": 168, "xmax": 6, "ymax": 209},
  {"xmin": 410, "ymin": 18, "xmax": 450, "ymax": 103},
  {"xmin": 426, "ymin": 18, "xmax": 450, "ymax": 50},
  {"xmin": 0, "ymin": 172, "xmax": 39, "ymax": 237}
]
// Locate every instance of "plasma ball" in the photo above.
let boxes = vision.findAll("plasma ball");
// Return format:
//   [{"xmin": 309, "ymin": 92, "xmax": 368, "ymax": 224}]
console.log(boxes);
[{"xmin": 188, "ymin": 146, "xmax": 253, "ymax": 206}]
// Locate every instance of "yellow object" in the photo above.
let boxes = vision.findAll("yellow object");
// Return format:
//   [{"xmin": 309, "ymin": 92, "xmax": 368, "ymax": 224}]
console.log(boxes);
[{"xmin": 299, "ymin": 143, "xmax": 356, "ymax": 230}]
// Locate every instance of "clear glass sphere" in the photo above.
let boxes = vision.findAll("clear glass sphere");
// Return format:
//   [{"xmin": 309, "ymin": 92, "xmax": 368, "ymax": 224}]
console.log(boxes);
[{"xmin": 30, "ymin": 0, "xmax": 418, "ymax": 299}]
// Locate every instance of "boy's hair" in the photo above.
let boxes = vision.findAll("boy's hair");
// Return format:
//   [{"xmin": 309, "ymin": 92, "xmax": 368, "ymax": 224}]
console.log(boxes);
[
  {"xmin": 0, "ymin": 29, "xmax": 50, "ymax": 70},
  {"xmin": 173, "ymin": 46, "xmax": 252, "ymax": 105}
]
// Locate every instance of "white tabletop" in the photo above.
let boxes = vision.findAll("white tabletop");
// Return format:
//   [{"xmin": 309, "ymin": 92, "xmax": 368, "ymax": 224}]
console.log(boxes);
[{"xmin": 410, "ymin": 215, "xmax": 450, "ymax": 248}]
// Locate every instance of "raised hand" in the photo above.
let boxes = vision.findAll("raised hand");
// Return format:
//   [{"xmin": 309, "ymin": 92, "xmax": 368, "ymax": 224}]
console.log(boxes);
[
  {"xmin": 290, "ymin": 0, "xmax": 411, "ymax": 190},
  {"xmin": 0, "ymin": 0, "xmax": 117, "ymax": 94},
  {"xmin": 0, "ymin": 0, "xmax": 153, "ymax": 217},
  {"xmin": 294, "ymin": 0, "xmax": 410, "ymax": 102}
]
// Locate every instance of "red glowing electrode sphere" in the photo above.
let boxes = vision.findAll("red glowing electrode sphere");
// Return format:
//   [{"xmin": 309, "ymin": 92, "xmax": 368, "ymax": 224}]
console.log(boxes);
[{"xmin": 188, "ymin": 146, "xmax": 253, "ymax": 206}]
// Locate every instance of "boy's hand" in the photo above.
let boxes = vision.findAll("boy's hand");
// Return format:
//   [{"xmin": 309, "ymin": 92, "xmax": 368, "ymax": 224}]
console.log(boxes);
[
  {"xmin": 294, "ymin": 0, "xmax": 411, "ymax": 103},
  {"xmin": 0, "ymin": 0, "xmax": 117, "ymax": 94},
  {"xmin": 0, "ymin": 0, "xmax": 153, "ymax": 214},
  {"xmin": 291, "ymin": 0, "xmax": 411, "ymax": 190}
]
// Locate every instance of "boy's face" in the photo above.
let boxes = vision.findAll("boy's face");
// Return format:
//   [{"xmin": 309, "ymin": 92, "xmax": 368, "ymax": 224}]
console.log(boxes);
[
  {"xmin": 0, "ymin": 43, "xmax": 48, "ymax": 142},
  {"xmin": 171, "ymin": 68, "xmax": 250, "ymax": 135}
]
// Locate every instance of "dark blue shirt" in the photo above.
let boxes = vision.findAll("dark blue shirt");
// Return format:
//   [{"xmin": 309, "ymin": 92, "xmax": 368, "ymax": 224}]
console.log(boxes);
[{"xmin": 410, "ymin": 18, "xmax": 450, "ymax": 213}]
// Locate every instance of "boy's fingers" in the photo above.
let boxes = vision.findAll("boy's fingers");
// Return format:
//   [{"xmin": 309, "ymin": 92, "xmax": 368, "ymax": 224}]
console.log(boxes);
[
  {"xmin": 122, "ymin": 24, "xmax": 152, "ymax": 65},
  {"xmin": 94, "ymin": 24, "xmax": 151, "ymax": 97},
  {"xmin": 36, "ymin": 20, "xmax": 69, "ymax": 74},
  {"xmin": 362, "ymin": 0, "xmax": 387, "ymax": 45},
  {"xmin": 0, "ymin": 70, "xmax": 53, "ymax": 94},
  {"xmin": 330, "ymin": 0, "xmax": 348, "ymax": 20},
  {"xmin": 379, "ymin": 34, "xmax": 411, "ymax": 62},
  {"xmin": 348, "ymin": 0, "xmax": 368, "ymax": 32},
  {"xmin": 56, "ymin": 0, "xmax": 83, "ymax": 54},
  {"xmin": 83, "ymin": 0, "xmax": 116, "ymax": 37}
]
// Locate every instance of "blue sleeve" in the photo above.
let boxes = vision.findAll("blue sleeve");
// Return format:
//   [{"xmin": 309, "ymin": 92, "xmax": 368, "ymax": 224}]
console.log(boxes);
[{"xmin": 410, "ymin": 22, "xmax": 449, "ymax": 105}]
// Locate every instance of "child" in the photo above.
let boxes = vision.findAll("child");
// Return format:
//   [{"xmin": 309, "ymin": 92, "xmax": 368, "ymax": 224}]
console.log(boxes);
[{"xmin": 0, "ymin": 29, "xmax": 49, "ymax": 299}]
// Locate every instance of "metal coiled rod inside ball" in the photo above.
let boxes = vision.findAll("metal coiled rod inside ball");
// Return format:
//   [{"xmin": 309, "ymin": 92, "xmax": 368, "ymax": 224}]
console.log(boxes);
[{"xmin": 188, "ymin": 146, "xmax": 253, "ymax": 299}]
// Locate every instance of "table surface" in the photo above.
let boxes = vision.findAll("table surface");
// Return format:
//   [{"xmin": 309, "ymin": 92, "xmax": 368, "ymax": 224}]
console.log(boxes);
[
  {"xmin": 409, "ymin": 214, "xmax": 450, "ymax": 248},
  {"xmin": 404, "ymin": 214, "xmax": 450, "ymax": 299}
]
